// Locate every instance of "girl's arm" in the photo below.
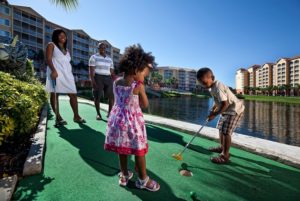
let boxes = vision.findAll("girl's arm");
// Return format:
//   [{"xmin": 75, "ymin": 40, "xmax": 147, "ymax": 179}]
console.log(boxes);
[
  {"xmin": 46, "ymin": 43, "xmax": 58, "ymax": 79},
  {"xmin": 138, "ymin": 84, "xmax": 149, "ymax": 108},
  {"xmin": 133, "ymin": 82, "xmax": 149, "ymax": 108}
]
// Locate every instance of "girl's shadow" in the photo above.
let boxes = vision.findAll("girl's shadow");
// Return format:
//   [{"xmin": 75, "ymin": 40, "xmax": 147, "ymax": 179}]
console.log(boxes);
[{"xmin": 57, "ymin": 123, "xmax": 185, "ymax": 201}]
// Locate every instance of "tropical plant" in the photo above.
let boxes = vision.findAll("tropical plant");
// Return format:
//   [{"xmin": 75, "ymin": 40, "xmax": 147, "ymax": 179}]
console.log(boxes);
[
  {"xmin": 170, "ymin": 77, "xmax": 178, "ymax": 88},
  {"xmin": 0, "ymin": 36, "xmax": 28, "ymax": 76},
  {"xmin": 150, "ymin": 72, "xmax": 163, "ymax": 84},
  {"xmin": 295, "ymin": 84, "xmax": 300, "ymax": 96},
  {"xmin": 243, "ymin": 86, "xmax": 249, "ymax": 95},
  {"xmin": 0, "ymin": 72, "xmax": 47, "ymax": 145},
  {"xmin": 50, "ymin": 0, "xmax": 79, "ymax": 10}
]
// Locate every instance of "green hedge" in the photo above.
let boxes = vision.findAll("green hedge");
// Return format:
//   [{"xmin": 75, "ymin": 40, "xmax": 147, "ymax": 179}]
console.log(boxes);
[{"xmin": 0, "ymin": 71, "xmax": 47, "ymax": 145}]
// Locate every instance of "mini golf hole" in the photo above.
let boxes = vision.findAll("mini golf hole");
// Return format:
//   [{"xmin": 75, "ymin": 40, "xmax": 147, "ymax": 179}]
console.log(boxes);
[{"xmin": 179, "ymin": 169, "xmax": 193, "ymax": 177}]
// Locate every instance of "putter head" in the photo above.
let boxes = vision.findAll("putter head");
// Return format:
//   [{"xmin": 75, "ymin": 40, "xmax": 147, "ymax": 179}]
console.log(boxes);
[{"xmin": 172, "ymin": 153, "xmax": 183, "ymax": 161}]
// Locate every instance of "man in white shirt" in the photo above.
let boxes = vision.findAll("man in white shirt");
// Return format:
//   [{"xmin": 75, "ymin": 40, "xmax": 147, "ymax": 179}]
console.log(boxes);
[{"xmin": 89, "ymin": 43, "xmax": 115, "ymax": 120}]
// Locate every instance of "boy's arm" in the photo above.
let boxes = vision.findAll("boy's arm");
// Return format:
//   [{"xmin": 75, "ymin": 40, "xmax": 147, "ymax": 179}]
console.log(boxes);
[
  {"xmin": 210, "ymin": 103, "xmax": 218, "ymax": 113},
  {"xmin": 208, "ymin": 101, "xmax": 229, "ymax": 121}
]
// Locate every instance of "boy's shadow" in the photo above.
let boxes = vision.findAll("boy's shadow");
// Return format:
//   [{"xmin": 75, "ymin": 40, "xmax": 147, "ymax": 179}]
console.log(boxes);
[
  {"xmin": 185, "ymin": 153, "xmax": 300, "ymax": 201},
  {"xmin": 57, "ymin": 123, "xmax": 185, "ymax": 201},
  {"xmin": 146, "ymin": 124, "xmax": 213, "ymax": 156}
]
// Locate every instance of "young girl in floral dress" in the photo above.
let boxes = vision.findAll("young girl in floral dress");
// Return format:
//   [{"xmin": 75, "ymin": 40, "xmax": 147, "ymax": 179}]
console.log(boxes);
[{"xmin": 104, "ymin": 44, "xmax": 160, "ymax": 192}]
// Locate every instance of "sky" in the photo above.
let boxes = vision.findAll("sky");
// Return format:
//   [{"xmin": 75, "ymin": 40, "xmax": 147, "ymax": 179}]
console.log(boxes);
[{"xmin": 10, "ymin": 0, "xmax": 300, "ymax": 87}]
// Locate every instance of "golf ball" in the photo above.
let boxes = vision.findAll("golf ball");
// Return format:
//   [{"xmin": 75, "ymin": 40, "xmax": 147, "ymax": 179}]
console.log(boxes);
[{"xmin": 190, "ymin": 191, "xmax": 197, "ymax": 198}]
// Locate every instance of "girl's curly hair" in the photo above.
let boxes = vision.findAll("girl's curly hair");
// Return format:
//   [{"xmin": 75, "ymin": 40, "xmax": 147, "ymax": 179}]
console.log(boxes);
[{"xmin": 119, "ymin": 44, "xmax": 155, "ymax": 75}]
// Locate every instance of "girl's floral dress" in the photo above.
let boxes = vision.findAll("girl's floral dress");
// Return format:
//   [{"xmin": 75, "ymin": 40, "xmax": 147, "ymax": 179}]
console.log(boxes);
[{"xmin": 104, "ymin": 80, "xmax": 148, "ymax": 156}]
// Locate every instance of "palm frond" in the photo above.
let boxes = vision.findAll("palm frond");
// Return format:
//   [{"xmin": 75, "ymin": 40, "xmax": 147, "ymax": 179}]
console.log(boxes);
[{"xmin": 50, "ymin": 0, "xmax": 79, "ymax": 10}]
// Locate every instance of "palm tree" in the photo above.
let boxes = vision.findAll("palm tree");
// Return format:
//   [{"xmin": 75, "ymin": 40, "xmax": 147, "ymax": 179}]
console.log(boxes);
[
  {"xmin": 50, "ymin": 0, "xmax": 79, "ymax": 10},
  {"xmin": 170, "ymin": 77, "xmax": 177, "ymax": 89},
  {"xmin": 243, "ymin": 86, "xmax": 249, "ymax": 95},
  {"xmin": 295, "ymin": 84, "xmax": 300, "ymax": 96},
  {"xmin": 283, "ymin": 84, "xmax": 292, "ymax": 96},
  {"xmin": 278, "ymin": 85, "xmax": 285, "ymax": 96},
  {"xmin": 273, "ymin": 85, "xmax": 278, "ymax": 96},
  {"xmin": 266, "ymin": 85, "xmax": 273, "ymax": 96},
  {"xmin": 254, "ymin": 87, "xmax": 260, "ymax": 95}
]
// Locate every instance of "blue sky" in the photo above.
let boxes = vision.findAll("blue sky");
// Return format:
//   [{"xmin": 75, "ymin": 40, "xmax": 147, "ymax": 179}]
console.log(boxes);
[{"xmin": 10, "ymin": 0, "xmax": 300, "ymax": 87}]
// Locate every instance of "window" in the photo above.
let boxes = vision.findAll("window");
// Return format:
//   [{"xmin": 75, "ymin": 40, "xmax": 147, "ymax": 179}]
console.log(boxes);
[
  {"xmin": 0, "ymin": 6, "xmax": 10, "ymax": 15},
  {"xmin": 0, "ymin": 18, "xmax": 10, "ymax": 26},
  {"xmin": 14, "ymin": 19, "xmax": 21, "ymax": 26},
  {"xmin": 0, "ymin": 30, "xmax": 10, "ymax": 37},
  {"xmin": 22, "ymin": 13, "xmax": 29, "ymax": 18}
]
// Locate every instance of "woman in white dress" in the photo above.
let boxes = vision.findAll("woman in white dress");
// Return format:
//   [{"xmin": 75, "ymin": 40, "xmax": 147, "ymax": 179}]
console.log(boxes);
[{"xmin": 45, "ymin": 29, "xmax": 85, "ymax": 125}]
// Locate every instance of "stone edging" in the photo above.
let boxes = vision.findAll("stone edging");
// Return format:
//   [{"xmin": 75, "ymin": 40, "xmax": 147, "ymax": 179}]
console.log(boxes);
[
  {"xmin": 0, "ymin": 175, "xmax": 18, "ymax": 201},
  {"xmin": 23, "ymin": 104, "xmax": 48, "ymax": 176},
  {"xmin": 75, "ymin": 97, "xmax": 300, "ymax": 169},
  {"xmin": 0, "ymin": 104, "xmax": 48, "ymax": 201}
]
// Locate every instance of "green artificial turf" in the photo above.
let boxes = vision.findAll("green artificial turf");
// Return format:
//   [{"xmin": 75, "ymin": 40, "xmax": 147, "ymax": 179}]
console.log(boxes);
[{"xmin": 13, "ymin": 100, "xmax": 300, "ymax": 201}]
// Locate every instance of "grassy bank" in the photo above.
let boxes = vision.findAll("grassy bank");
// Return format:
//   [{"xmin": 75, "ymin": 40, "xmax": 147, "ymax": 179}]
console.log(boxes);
[{"xmin": 243, "ymin": 95, "xmax": 300, "ymax": 104}]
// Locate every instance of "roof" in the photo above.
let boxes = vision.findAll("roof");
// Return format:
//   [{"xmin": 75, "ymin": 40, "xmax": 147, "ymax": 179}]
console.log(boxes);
[
  {"xmin": 157, "ymin": 66, "xmax": 196, "ymax": 71},
  {"xmin": 45, "ymin": 20, "xmax": 70, "ymax": 31},
  {"xmin": 72, "ymin": 29, "xmax": 90, "ymax": 38},
  {"xmin": 236, "ymin": 68, "xmax": 248, "ymax": 71},
  {"xmin": 276, "ymin": 57, "xmax": 290, "ymax": 63},
  {"xmin": 98, "ymin": 40, "xmax": 112, "ymax": 47},
  {"xmin": 290, "ymin": 55, "xmax": 300, "ymax": 60},
  {"xmin": 248, "ymin": 65, "xmax": 261, "ymax": 69},
  {"xmin": 12, "ymin": 5, "xmax": 45, "ymax": 19},
  {"xmin": 262, "ymin": 63, "xmax": 275, "ymax": 66}
]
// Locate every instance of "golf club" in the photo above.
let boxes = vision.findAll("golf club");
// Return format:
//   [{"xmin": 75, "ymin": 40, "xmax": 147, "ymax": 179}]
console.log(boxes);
[
  {"xmin": 172, "ymin": 119, "xmax": 209, "ymax": 160},
  {"xmin": 52, "ymin": 79, "xmax": 59, "ymax": 127}
]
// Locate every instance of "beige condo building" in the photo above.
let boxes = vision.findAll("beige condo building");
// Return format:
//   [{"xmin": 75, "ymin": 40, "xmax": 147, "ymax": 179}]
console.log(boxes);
[
  {"xmin": 235, "ymin": 68, "xmax": 249, "ymax": 94},
  {"xmin": 156, "ymin": 66, "xmax": 197, "ymax": 91},
  {"xmin": 256, "ymin": 63, "xmax": 274, "ymax": 88}
]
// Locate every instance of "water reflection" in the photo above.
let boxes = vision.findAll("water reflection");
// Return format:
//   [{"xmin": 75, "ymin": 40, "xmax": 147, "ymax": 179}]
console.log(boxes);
[{"xmin": 146, "ymin": 97, "xmax": 300, "ymax": 147}]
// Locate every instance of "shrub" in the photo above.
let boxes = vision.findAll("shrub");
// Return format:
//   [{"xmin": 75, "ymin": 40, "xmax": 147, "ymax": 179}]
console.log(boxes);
[{"xmin": 0, "ymin": 72, "xmax": 47, "ymax": 145}]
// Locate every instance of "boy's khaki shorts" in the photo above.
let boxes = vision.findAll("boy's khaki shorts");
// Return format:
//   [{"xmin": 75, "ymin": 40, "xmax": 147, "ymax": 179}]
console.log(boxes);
[{"xmin": 217, "ymin": 113, "xmax": 244, "ymax": 135}]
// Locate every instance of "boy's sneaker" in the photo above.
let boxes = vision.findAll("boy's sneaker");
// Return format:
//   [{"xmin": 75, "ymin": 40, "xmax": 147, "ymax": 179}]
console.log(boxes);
[{"xmin": 118, "ymin": 171, "xmax": 133, "ymax": 186}]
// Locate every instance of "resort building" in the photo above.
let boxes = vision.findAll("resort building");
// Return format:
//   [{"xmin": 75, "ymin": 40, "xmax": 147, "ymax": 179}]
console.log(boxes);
[
  {"xmin": 235, "ymin": 55, "xmax": 300, "ymax": 94},
  {"xmin": 289, "ymin": 56, "xmax": 300, "ymax": 87},
  {"xmin": 273, "ymin": 58, "xmax": 290, "ymax": 86},
  {"xmin": 0, "ymin": 3, "xmax": 122, "ymax": 81},
  {"xmin": 156, "ymin": 66, "xmax": 197, "ymax": 91},
  {"xmin": 257, "ymin": 63, "xmax": 274, "ymax": 88},
  {"xmin": 235, "ymin": 68, "xmax": 249, "ymax": 94},
  {"xmin": 247, "ymin": 65, "xmax": 260, "ymax": 87}
]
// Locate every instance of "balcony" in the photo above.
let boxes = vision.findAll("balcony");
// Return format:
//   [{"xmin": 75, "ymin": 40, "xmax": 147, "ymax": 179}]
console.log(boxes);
[
  {"xmin": 13, "ymin": 24, "xmax": 22, "ymax": 32},
  {"xmin": 14, "ymin": 14, "xmax": 22, "ymax": 20},
  {"xmin": 22, "ymin": 17, "xmax": 30, "ymax": 24},
  {"xmin": 21, "ymin": 38, "xmax": 37, "ymax": 46}
]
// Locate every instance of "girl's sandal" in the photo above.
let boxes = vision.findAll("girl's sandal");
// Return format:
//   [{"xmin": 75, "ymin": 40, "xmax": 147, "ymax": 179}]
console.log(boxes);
[
  {"xmin": 54, "ymin": 118, "xmax": 67, "ymax": 127},
  {"xmin": 208, "ymin": 146, "xmax": 223, "ymax": 153},
  {"xmin": 118, "ymin": 171, "xmax": 133, "ymax": 186},
  {"xmin": 135, "ymin": 176, "xmax": 160, "ymax": 192},
  {"xmin": 211, "ymin": 154, "xmax": 230, "ymax": 164},
  {"xmin": 96, "ymin": 115, "xmax": 103, "ymax": 121},
  {"xmin": 73, "ymin": 118, "xmax": 86, "ymax": 124},
  {"xmin": 57, "ymin": 118, "xmax": 67, "ymax": 125}
]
